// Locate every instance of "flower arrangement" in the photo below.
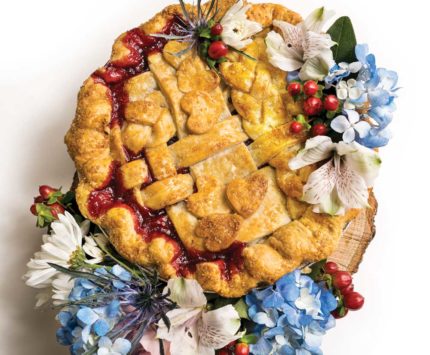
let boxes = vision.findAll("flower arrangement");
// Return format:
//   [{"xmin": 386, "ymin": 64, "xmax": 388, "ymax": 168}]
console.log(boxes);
[{"xmin": 24, "ymin": 1, "xmax": 398, "ymax": 354}]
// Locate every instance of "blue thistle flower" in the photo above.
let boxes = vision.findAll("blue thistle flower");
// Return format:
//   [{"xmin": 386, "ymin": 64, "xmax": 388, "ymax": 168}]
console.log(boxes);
[{"xmin": 52, "ymin": 264, "xmax": 175, "ymax": 354}]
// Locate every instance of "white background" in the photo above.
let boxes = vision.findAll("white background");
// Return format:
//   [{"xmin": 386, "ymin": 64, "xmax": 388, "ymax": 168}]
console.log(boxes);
[{"xmin": 0, "ymin": 0, "xmax": 428, "ymax": 354}]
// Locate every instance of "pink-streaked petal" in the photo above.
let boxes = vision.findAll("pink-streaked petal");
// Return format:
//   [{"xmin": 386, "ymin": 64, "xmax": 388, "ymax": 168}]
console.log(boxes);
[
  {"xmin": 302, "ymin": 160, "xmax": 337, "ymax": 204},
  {"xmin": 304, "ymin": 32, "xmax": 336, "ymax": 60},
  {"xmin": 265, "ymin": 31, "xmax": 303, "ymax": 71},
  {"xmin": 330, "ymin": 115, "xmax": 350, "ymax": 133},
  {"xmin": 336, "ymin": 163, "xmax": 370, "ymax": 209},
  {"xmin": 273, "ymin": 20, "xmax": 305, "ymax": 50}
]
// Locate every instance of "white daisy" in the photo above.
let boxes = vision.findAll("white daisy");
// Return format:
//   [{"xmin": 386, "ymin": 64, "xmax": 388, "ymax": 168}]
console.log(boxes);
[
  {"xmin": 24, "ymin": 212, "xmax": 103, "ymax": 289},
  {"xmin": 52, "ymin": 274, "xmax": 75, "ymax": 306}
]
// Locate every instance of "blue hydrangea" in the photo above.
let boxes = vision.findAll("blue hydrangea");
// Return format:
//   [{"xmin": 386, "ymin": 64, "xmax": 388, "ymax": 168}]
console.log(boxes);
[
  {"xmin": 325, "ymin": 62, "xmax": 362, "ymax": 86},
  {"xmin": 246, "ymin": 270, "xmax": 337, "ymax": 355},
  {"xmin": 54, "ymin": 263, "xmax": 174, "ymax": 355},
  {"xmin": 56, "ymin": 265, "xmax": 132, "ymax": 354},
  {"xmin": 354, "ymin": 44, "xmax": 398, "ymax": 148}
]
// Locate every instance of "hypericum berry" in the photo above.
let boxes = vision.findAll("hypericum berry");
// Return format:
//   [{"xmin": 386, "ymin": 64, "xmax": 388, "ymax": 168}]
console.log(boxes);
[
  {"xmin": 30, "ymin": 204, "xmax": 38, "ymax": 216},
  {"xmin": 218, "ymin": 350, "xmax": 230, "ymax": 355},
  {"xmin": 341, "ymin": 283, "xmax": 355, "ymax": 295},
  {"xmin": 343, "ymin": 291, "xmax": 365, "ymax": 310},
  {"xmin": 288, "ymin": 82, "xmax": 302, "ymax": 96},
  {"xmin": 208, "ymin": 41, "xmax": 228, "ymax": 59},
  {"xmin": 235, "ymin": 343, "xmax": 250, "ymax": 355},
  {"xmin": 290, "ymin": 121, "xmax": 304, "ymax": 134},
  {"xmin": 303, "ymin": 97, "xmax": 323, "ymax": 116},
  {"xmin": 311, "ymin": 123, "xmax": 327, "ymax": 136},
  {"xmin": 50, "ymin": 203, "xmax": 65, "ymax": 219},
  {"xmin": 324, "ymin": 94, "xmax": 340, "ymax": 111},
  {"xmin": 34, "ymin": 196, "xmax": 44, "ymax": 203},
  {"xmin": 211, "ymin": 23, "xmax": 223, "ymax": 36},
  {"xmin": 226, "ymin": 340, "xmax": 237, "ymax": 348},
  {"xmin": 332, "ymin": 271, "xmax": 353, "ymax": 289},
  {"xmin": 303, "ymin": 80, "xmax": 319, "ymax": 96},
  {"xmin": 332, "ymin": 307, "xmax": 349, "ymax": 319},
  {"xmin": 39, "ymin": 185, "xmax": 57, "ymax": 200},
  {"xmin": 324, "ymin": 261, "xmax": 339, "ymax": 274}
]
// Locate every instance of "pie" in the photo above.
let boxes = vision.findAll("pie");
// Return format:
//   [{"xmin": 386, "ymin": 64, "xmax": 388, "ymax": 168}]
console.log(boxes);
[{"xmin": 65, "ymin": 0, "xmax": 359, "ymax": 297}]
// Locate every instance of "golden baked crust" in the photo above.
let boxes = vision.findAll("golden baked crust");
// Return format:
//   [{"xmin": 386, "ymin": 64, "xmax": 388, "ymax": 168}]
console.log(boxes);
[{"xmin": 65, "ymin": 0, "xmax": 361, "ymax": 297}]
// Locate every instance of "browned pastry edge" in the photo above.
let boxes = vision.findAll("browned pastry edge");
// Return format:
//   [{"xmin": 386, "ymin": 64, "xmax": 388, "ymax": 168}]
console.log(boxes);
[{"xmin": 65, "ymin": 1, "xmax": 364, "ymax": 298}]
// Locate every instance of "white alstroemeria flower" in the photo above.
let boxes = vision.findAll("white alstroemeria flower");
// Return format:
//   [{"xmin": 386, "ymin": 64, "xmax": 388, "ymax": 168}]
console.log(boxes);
[
  {"xmin": 336, "ymin": 79, "xmax": 364, "ymax": 109},
  {"xmin": 289, "ymin": 136, "xmax": 381, "ymax": 215},
  {"xmin": 220, "ymin": 0, "xmax": 262, "ymax": 50},
  {"xmin": 24, "ymin": 212, "xmax": 103, "ymax": 289},
  {"xmin": 331, "ymin": 109, "xmax": 371, "ymax": 143},
  {"xmin": 265, "ymin": 7, "xmax": 335, "ymax": 80},
  {"xmin": 156, "ymin": 278, "xmax": 243, "ymax": 355}
]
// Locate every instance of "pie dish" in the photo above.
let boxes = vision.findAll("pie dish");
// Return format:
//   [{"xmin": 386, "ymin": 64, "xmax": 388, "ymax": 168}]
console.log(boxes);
[{"xmin": 65, "ymin": 0, "xmax": 359, "ymax": 297}]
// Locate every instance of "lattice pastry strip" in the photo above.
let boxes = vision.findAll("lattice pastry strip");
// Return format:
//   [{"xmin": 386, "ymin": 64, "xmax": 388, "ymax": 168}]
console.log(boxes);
[{"xmin": 65, "ymin": 1, "xmax": 362, "ymax": 298}]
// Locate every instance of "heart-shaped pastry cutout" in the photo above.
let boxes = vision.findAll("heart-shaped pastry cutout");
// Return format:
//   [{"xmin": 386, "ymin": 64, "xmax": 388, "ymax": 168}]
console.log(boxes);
[
  {"xmin": 226, "ymin": 173, "xmax": 269, "ymax": 217},
  {"xmin": 187, "ymin": 176, "xmax": 230, "ymax": 217},
  {"xmin": 181, "ymin": 90, "xmax": 223, "ymax": 134},
  {"xmin": 195, "ymin": 213, "xmax": 243, "ymax": 252}
]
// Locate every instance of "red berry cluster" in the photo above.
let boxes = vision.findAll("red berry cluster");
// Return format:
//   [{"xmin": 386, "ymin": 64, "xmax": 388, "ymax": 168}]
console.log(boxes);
[
  {"xmin": 288, "ymin": 80, "xmax": 340, "ymax": 137},
  {"xmin": 30, "ymin": 185, "xmax": 69, "ymax": 227},
  {"xmin": 207, "ymin": 24, "xmax": 229, "ymax": 60},
  {"xmin": 217, "ymin": 341, "xmax": 249, "ymax": 355},
  {"xmin": 323, "ymin": 261, "xmax": 365, "ymax": 318}
]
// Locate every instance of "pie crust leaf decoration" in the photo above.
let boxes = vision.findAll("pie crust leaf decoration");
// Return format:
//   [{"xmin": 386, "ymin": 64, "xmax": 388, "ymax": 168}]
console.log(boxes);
[{"xmin": 65, "ymin": 1, "xmax": 360, "ymax": 297}]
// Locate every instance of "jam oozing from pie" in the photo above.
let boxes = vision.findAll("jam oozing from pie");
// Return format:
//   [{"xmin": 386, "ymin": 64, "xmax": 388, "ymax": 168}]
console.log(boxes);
[
  {"xmin": 93, "ymin": 16, "xmax": 188, "ymax": 128},
  {"xmin": 88, "ymin": 161, "xmax": 245, "ymax": 280},
  {"xmin": 87, "ymin": 16, "xmax": 246, "ymax": 280}
]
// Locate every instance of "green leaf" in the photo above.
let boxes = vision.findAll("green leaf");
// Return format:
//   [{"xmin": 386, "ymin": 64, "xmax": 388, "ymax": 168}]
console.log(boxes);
[
  {"xmin": 35, "ymin": 203, "xmax": 55, "ymax": 227},
  {"xmin": 295, "ymin": 114, "xmax": 311, "ymax": 130},
  {"xmin": 228, "ymin": 46, "xmax": 256, "ymax": 61},
  {"xmin": 234, "ymin": 298, "xmax": 249, "ymax": 320},
  {"xmin": 206, "ymin": 58, "xmax": 217, "ymax": 70},
  {"xmin": 240, "ymin": 334, "xmax": 258, "ymax": 344},
  {"xmin": 326, "ymin": 110, "xmax": 337, "ymax": 119},
  {"xmin": 327, "ymin": 16, "xmax": 357, "ymax": 63},
  {"xmin": 62, "ymin": 191, "xmax": 75, "ymax": 205},
  {"xmin": 47, "ymin": 190, "xmax": 63, "ymax": 204},
  {"xmin": 213, "ymin": 297, "xmax": 236, "ymax": 309},
  {"xmin": 308, "ymin": 259, "xmax": 327, "ymax": 281},
  {"xmin": 199, "ymin": 27, "xmax": 212, "ymax": 39}
]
